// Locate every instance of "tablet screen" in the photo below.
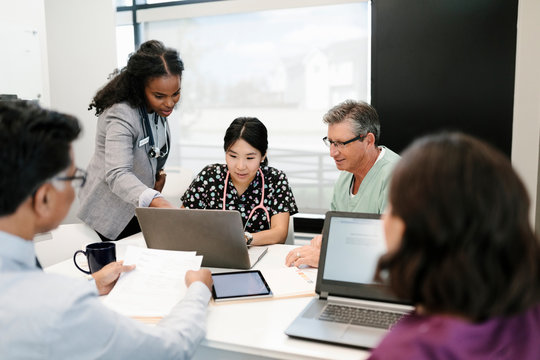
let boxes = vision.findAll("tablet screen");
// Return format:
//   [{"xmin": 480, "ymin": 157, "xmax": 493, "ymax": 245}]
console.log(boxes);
[{"xmin": 212, "ymin": 270, "xmax": 272, "ymax": 301}]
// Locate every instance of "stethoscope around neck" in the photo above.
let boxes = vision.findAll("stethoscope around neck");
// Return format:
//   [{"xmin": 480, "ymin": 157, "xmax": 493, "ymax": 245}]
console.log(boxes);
[
  {"xmin": 139, "ymin": 106, "xmax": 169, "ymax": 159},
  {"xmin": 222, "ymin": 167, "xmax": 270, "ymax": 231}
]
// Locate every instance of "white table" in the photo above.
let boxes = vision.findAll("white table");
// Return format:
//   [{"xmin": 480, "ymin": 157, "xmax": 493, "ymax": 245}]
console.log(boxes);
[{"xmin": 45, "ymin": 234, "xmax": 370, "ymax": 360}]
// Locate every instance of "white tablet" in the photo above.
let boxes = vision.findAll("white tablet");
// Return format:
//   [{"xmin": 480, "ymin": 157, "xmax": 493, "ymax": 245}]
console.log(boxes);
[{"xmin": 211, "ymin": 270, "xmax": 273, "ymax": 302}]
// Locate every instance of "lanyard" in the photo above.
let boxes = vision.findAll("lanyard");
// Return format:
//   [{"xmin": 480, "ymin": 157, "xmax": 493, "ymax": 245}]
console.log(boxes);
[
  {"xmin": 139, "ymin": 106, "xmax": 169, "ymax": 159},
  {"xmin": 222, "ymin": 168, "xmax": 270, "ymax": 230}
]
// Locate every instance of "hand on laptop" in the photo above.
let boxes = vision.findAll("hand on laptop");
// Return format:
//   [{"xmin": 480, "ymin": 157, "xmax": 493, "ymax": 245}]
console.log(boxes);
[
  {"xmin": 285, "ymin": 235, "xmax": 322, "ymax": 268},
  {"xmin": 186, "ymin": 269, "xmax": 213, "ymax": 292},
  {"xmin": 92, "ymin": 261, "xmax": 136, "ymax": 296}
]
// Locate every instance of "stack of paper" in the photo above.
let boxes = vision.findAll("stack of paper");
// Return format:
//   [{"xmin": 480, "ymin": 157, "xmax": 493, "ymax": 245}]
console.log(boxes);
[{"xmin": 103, "ymin": 246, "xmax": 202, "ymax": 318}]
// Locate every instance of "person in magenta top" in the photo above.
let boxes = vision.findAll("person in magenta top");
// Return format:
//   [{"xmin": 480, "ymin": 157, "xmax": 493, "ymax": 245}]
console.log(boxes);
[{"xmin": 369, "ymin": 132, "xmax": 540, "ymax": 359}]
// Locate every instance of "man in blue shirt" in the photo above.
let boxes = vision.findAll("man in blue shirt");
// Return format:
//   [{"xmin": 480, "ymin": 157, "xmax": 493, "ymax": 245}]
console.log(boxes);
[{"xmin": 0, "ymin": 101, "xmax": 213, "ymax": 359}]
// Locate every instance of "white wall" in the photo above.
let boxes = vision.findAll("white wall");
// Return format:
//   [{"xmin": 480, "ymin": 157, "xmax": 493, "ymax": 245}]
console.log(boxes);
[
  {"xmin": 0, "ymin": 0, "xmax": 49, "ymax": 105},
  {"xmin": 44, "ymin": 0, "xmax": 117, "ymax": 169},
  {"xmin": 512, "ymin": 0, "xmax": 540, "ymax": 232},
  {"xmin": 44, "ymin": 0, "xmax": 117, "ymax": 223}
]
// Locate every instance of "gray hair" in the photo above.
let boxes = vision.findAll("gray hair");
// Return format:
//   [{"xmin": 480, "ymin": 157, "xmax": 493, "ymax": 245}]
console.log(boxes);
[{"xmin": 322, "ymin": 100, "xmax": 381, "ymax": 145}]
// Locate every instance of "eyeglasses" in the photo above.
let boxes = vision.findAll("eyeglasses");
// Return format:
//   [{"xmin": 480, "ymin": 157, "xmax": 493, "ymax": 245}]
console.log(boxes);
[
  {"xmin": 55, "ymin": 167, "xmax": 87, "ymax": 188},
  {"xmin": 322, "ymin": 134, "xmax": 367, "ymax": 149}
]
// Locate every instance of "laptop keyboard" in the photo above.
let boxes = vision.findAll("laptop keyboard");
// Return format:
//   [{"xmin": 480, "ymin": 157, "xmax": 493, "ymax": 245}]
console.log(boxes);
[{"xmin": 319, "ymin": 304, "xmax": 404, "ymax": 329}]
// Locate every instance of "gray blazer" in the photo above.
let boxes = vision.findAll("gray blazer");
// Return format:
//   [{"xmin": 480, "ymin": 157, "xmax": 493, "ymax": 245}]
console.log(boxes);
[{"xmin": 77, "ymin": 102, "xmax": 169, "ymax": 240}]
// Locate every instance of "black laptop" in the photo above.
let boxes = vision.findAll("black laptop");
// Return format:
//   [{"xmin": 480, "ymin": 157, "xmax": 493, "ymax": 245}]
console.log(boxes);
[{"xmin": 285, "ymin": 211, "xmax": 413, "ymax": 349}]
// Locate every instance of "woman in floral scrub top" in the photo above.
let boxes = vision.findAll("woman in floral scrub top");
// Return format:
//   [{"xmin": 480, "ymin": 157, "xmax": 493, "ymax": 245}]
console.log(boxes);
[{"xmin": 181, "ymin": 117, "xmax": 298, "ymax": 245}]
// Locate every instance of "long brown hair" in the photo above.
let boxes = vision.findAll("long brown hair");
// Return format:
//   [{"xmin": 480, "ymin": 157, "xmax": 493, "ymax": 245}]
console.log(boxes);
[{"xmin": 376, "ymin": 132, "xmax": 540, "ymax": 322}]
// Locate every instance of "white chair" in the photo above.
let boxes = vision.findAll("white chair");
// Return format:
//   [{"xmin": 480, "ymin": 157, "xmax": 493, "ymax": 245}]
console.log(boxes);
[
  {"xmin": 161, "ymin": 166, "xmax": 194, "ymax": 206},
  {"xmin": 285, "ymin": 215, "xmax": 295, "ymax": 245},
  {"xmin": 34, "ymin": 223, "xmax": 100, "ymax": 268}
]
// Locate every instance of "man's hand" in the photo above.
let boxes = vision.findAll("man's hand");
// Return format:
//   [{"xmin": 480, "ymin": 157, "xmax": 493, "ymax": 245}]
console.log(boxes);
[
  {"xmin": 310, "ymin": 234, "xmax": 322, "ymax": 248},
  {"xmin": 185, "ymin": 268, "xmax": 213, "ymax": 291},
  {"xmin": 154, "ymin": 169, "xmax": 167, "ymax": 193},
  {"xmin": 92, "ymin": 261, "xmax": 136, "ymax": 296},
  {"xmin": 285, "ymin": 234, "xmax": 322, "ymax": 268}
]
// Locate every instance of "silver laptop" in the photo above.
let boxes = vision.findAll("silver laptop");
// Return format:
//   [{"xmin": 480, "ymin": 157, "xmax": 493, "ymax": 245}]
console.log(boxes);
[
  {"xmin": 285, "ymin": 211, "xmax": 413, "ymax": 349},
  {"xmin": 135, "ymin": 208, "xmax": 268, "ymax": 269}
]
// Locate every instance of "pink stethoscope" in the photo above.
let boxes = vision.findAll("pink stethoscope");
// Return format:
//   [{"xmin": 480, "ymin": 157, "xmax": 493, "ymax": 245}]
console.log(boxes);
[{"xmin": 222, "ymin": 168, "xmax": 270, "ymax": 230}]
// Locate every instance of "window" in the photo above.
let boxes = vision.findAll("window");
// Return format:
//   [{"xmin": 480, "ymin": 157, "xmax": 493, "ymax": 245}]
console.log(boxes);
[
  {"xmin": 115, "ymin": 25, "xmax": 135, "ymax": 68},
  {"xmin": 116, "ymin": 1, "xmax": 370, "ymax": 210}
]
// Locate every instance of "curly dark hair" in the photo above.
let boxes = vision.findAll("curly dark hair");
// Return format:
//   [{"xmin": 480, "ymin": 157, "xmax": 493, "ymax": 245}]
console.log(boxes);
[
  {"xmin": 89, "ymin": 40, "xmax": 184, "ymax": 116},
  {"xmin": 376, "ymin": 132, "xmax": 540, "ymax": 322}
]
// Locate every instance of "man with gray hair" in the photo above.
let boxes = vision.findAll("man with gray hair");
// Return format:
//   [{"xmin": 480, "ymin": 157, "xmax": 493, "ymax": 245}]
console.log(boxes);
[
  {"xmin": 323, "ymin": 100, "xmax": 400, "ymax": 213},
  {"xmin": 286, "ymin": 100, "xmax": 400, "ymax": 268}
]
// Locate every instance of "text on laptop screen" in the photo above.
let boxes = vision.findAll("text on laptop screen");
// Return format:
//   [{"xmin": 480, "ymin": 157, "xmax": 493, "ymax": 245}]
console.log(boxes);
[{"xmin": 322, "ymin": 216, "xmax": 386, "ymax": 284}]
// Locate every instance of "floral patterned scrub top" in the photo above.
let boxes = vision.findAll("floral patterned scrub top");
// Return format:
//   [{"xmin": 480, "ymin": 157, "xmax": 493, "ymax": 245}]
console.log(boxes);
[{"xmin": 181, "ymin": 164, "xmax": 298, "ymax": 233}]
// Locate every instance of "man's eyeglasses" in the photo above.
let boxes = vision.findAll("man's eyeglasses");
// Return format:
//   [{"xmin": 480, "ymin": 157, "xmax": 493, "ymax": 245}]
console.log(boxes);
[
  {"xmin": 55, "ymin": 167, "xmax": 87, "ymax": 188},
  {"xmin": 322, "ymin": 134, "xmax": 367, "ymax": 149}
]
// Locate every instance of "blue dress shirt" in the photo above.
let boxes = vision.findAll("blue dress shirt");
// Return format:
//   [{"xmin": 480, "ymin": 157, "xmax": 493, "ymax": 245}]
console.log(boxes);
[{"xmin": 0, "ymin": 231, "xmax": 211, "ymax": 359}]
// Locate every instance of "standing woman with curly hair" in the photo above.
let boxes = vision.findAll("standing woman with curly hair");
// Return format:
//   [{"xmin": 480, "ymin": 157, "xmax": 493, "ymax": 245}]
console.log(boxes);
[{"xmin": 78, "ymin": 40, "xmax": 181, "ymax": 241}]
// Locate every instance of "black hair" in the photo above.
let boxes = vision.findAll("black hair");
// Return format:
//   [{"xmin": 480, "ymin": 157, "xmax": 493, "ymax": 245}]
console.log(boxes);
[
  {"xmin": 323, "ymin": 100, "xmax": 381, "ymax": 145},
  {"xmin": 376, "ymin": 132, "xmax": 540, "ymax": 322},
  {"xmin": 0, "ymin": 100, "xmax": 81, "ymax": 215},
  {"xmin": 223, "ymin": 117, "xmax": 268, "ymax": 165},
  {"xmin": 89, "ymin": 40, "xmax": 184, "ymax": 116}
]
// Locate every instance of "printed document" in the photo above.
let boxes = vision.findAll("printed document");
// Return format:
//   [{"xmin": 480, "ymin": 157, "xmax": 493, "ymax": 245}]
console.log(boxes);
[{"xmin": 103, "ymin": 246, "xmax": 202, "ymax": 317}]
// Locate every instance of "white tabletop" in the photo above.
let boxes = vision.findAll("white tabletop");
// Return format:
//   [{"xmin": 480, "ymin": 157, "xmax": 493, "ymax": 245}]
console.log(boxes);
[{"xmin": 45, "ymin": 233, "xmax": 369, "ymax": 360}]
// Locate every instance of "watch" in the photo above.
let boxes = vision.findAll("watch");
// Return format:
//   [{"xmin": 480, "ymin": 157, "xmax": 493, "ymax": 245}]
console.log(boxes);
[{"xmin": 244, "ymin": 232, "xmax": 253, "ymax": 245}]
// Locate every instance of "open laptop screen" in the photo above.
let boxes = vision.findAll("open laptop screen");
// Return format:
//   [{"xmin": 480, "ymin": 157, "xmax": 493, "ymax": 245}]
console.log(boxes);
[
  {"xmin": 316, "ymin": 211, "xmax": 410, "ymax": 305},
  {"xmin": 323, "ymin": 215, "xmax": 386, "ymax": 284}
]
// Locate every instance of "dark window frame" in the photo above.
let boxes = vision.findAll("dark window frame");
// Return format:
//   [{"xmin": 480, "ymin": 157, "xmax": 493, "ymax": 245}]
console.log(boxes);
[{"xmin": 116, "ymin": 0, "xmax": 226, "ymax": 48}]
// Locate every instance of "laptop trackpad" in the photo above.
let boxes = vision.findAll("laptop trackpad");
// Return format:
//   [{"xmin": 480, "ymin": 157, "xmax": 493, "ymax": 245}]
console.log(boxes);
[{"xmin": 340, "ymin": 325, "xmax": 384, "ymax": 348}]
